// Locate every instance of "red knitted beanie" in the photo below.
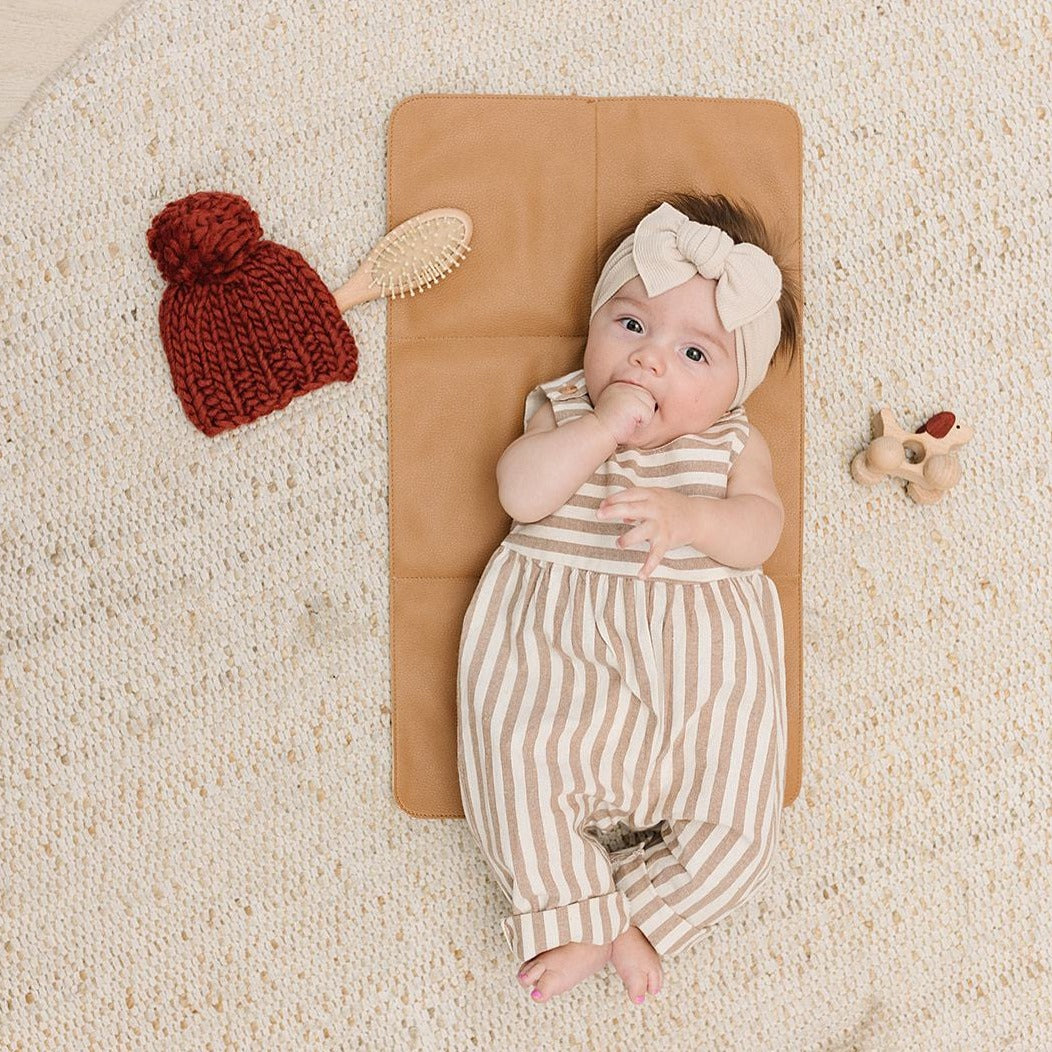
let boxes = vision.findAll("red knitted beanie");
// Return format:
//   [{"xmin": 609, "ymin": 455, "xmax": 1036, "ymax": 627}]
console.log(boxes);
[{"xmin": 146, "ymin": 191, "xmax": 359, "ymax": 436}]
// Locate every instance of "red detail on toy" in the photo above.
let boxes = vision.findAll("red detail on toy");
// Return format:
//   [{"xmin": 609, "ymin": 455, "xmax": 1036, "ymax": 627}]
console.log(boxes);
[{"xmin": 915, "ymin": 411, "xmax": 956, "ymax": 439}]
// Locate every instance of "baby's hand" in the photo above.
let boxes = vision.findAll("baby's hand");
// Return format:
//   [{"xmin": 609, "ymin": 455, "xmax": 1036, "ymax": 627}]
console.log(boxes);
[
  {"xmin": 596, "ymin": 487, "xmax": 696, "ymax": 579},
  {"xmin": 593, "ymin": 382, "xmax": 657, "ymax": 445}
]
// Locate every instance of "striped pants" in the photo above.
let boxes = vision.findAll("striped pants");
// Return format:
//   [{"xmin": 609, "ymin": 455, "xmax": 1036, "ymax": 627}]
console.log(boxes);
[{"xmin": 456, "ymin": 544, "xmax": 787, "ymax": 962}]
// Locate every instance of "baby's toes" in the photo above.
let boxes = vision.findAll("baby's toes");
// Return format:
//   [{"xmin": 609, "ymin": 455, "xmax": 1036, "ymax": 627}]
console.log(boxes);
[
  {"xmin": 517, "ymin": 959, "xmax": 541, "ymax": 989},
  {"xmin": 624, "ymin": 971, "xmax": 649, "ymax": 1005},
  {"xmin": 647, "ymin": 968, "xmax": 662, "ymax": 997},
  {"xmin": 531, "ymin": 969, "xmax": 567, "ymax": 1002}
]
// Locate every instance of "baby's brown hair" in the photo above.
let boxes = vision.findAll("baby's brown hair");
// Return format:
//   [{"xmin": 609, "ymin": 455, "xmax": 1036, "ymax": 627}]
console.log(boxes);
[{"xmin": 597, "ymin": 191, "xmax": 802, "ymax": 373}]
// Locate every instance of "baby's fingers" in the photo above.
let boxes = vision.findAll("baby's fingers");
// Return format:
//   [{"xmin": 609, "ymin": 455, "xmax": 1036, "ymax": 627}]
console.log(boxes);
[
  {"xmin": 637, "ymin": 540, "xmax": 667, "ymax": 579},
  {"xmin": 615, "ymin": 522, "xmax": 648, "ymax": 547}
]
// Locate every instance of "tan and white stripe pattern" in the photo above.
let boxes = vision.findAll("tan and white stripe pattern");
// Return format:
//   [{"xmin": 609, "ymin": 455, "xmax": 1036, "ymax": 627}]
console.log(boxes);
[
  {"xmin": 504, "ymin": 369, "xmax": 758, "ymax": 583},
  {"xmin": 456, "ymin": 370, "xmax": 787, "ymax": 962}
]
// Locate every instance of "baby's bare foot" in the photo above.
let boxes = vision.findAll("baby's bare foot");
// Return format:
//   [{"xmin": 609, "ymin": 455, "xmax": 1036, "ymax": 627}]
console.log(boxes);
[
  {"xmin": 610, "ymin": 925, "xmax": 663, "ymax": 1005},
  {"xmin": 516, "ymin": 940, "xmax": 613, "ymax": 1002}
]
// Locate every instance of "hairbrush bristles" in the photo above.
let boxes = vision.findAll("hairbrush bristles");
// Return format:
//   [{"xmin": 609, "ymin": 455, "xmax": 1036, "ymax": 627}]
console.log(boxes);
[
  {"xmin": 371, "ymin": 213, "xmax": 472, "ymax": 298},
  {"xmin": 332, "ymin": 207, "xmax": 473, "ymax": 311}
]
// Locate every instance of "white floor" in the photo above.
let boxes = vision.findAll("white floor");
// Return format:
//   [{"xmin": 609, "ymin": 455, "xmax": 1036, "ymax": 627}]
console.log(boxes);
[{"xmin": 0, "ymin": 0, "xmax": 127, "ymax": 132}]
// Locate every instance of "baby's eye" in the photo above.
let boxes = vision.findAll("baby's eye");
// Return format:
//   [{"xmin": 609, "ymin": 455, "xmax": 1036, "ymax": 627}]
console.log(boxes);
[{"xmin": 617, "ymin": 317, "xmax": 709, "ymax": 364}]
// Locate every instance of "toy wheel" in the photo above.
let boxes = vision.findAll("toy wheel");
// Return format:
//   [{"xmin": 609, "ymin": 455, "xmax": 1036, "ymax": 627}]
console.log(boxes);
[
  {"xmin": 851, "ymin": 449, "xmax": 883, "ymax": 485},
  {"xmin": 907, "ymin": 481, "xmax": 944, "ymax": 504},
  {"xmin": 922, "ymin": 453, "xmax": 961, "ymax": 491}
]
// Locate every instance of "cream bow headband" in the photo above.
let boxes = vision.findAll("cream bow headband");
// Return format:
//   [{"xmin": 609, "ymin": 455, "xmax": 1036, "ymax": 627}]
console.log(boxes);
[{"xmin": 590, "ymin": 201, "xmax": 783, "ymax": 408}]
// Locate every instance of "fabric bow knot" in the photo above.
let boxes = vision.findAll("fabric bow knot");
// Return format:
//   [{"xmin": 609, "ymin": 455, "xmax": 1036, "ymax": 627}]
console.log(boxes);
[{"xmin": 630, "ymin": 202, "xmax": 782, "ymax": 332}]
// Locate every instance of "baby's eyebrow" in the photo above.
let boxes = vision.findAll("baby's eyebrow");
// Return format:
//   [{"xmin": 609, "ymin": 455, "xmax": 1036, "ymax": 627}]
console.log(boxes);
[{"xmin": 610, "ymin": 295, "xmax": 731, "ymax": 356}]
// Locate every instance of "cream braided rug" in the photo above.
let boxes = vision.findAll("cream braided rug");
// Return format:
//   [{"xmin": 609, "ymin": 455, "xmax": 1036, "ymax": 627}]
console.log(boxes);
[{"xmin": 1, "ymin": 1, "xmax": 1049, "ymax": 1048}]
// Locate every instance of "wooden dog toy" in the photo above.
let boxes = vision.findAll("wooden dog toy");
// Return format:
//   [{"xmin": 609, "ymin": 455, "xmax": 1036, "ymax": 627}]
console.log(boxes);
[{"xmin": 851, "ymin": 406, "xmax": 974, "ymax": 504}]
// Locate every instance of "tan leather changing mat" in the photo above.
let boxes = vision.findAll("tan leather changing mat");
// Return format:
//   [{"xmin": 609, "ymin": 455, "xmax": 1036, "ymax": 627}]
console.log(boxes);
[{"xmin": 387, "ymin": 94, "xmax": 803, "ymax": 818}]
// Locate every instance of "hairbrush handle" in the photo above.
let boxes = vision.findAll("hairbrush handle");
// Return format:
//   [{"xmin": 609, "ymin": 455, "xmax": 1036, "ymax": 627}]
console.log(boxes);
[{"xmin": 332, "ymin": 207, "xmax": 473, "ymax": 312}]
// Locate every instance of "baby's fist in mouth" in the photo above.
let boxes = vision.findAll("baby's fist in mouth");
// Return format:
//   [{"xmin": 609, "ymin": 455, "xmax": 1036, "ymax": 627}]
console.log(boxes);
[{"xmin": 594, "ymin": 382, "xmax": 658, "ymax": 444}]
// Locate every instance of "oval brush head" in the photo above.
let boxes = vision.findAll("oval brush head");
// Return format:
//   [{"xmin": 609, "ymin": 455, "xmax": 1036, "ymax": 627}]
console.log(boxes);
[{"xmin": 333, "ymin": 207, "xmax": 473, "ymax": 311}]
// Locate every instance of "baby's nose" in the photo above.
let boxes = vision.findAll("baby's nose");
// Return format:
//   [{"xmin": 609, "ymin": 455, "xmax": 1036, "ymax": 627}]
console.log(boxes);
[
  {"xmin": 631, "ymin": 347, "xmax": 664, "ymax": 368},
  {"xmin": 631, "ymin": 350, "xmax": 665, "ymax": 373}
]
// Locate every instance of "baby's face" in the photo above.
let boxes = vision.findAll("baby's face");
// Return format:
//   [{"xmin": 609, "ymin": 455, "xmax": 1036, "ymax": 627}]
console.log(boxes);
[{"xmin": 583, "ymin": 275, "xmax": 739, "ymax": 448}]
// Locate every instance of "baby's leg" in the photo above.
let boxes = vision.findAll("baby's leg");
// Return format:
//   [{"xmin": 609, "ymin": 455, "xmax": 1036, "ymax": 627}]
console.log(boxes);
[
  {"xmin": 609, "ymin": 803, "xmax": 782, "ymax": 960},
  {"xmin": 606, "ymin": 572, "xmax": 787, "ymax": 960},
  {"xmin": 462, "ymin": 776, "xmax": 631, "ymax": 1000},
  {"xmin": 457, "ymin": 552, "xmax": 636, "ymax": 999},
  {"xmin": 459, "ymin": 671, "xmax": 633, "ymax": 969}
]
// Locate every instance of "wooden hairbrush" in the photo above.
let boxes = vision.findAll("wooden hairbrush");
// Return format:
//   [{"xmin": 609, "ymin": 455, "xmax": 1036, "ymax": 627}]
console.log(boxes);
[{"xmin": 332, "ymin": 207, "xmax": 473, "ymax": 311}]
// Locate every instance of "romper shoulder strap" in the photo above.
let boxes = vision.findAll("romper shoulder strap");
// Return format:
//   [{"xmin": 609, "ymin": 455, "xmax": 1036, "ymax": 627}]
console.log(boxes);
[
  {"xmin": 716, "ymin": 404, "xmax": 751, "ymax": 469},
  {"xmin": 522, "ymin": 368, "xmax": 593, "ymax": 430}
]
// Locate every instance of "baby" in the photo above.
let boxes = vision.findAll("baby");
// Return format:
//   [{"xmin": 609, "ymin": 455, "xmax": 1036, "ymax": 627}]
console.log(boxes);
[{"xmin": 457, "ymin": 193, "xmax": 800, "ymax": 1007}]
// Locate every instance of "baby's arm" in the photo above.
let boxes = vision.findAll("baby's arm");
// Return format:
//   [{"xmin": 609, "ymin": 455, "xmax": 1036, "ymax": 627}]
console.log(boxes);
[
  {"xmin": 497, "ymin": 401, "xmax": 617, "ymax": 523},
  {"xmin": 682, "ymin": 427, "xmax": 785, "ymax": 569}
]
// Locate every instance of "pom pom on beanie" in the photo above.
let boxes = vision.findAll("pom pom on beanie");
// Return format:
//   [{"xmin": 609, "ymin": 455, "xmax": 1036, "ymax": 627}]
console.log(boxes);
[
  {"xmin": 147, "ymin": 191, "xmax": 358, "ymax": 436},
  {"xmin": 147, "ymin": 192, "xmax": 264, "ymax": 285}
]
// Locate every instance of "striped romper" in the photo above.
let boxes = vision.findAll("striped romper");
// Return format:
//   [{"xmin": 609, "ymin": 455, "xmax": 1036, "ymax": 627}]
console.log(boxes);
[{"xmin": 456, "ymin": 367, "xmax": 787, "ymax": 962}]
